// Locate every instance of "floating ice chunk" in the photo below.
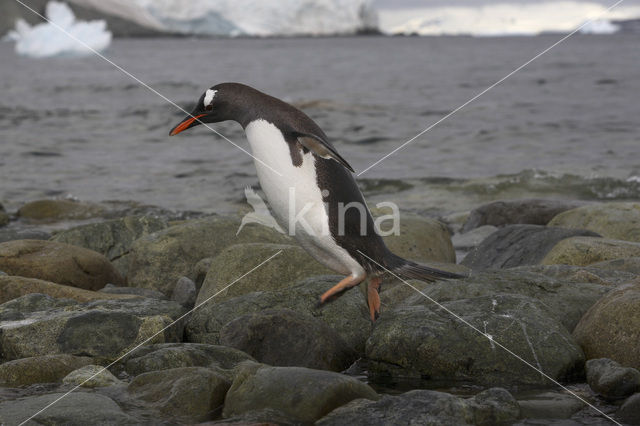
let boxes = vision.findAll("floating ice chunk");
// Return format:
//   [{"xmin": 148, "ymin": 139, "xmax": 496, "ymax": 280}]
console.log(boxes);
[
  {"xmin": 9, "ymin": 1, "xmax": 112, "ymax": 58},
  {"xmin": 579, "ymin": 19, "xmax": 620, "ymax": 34}
]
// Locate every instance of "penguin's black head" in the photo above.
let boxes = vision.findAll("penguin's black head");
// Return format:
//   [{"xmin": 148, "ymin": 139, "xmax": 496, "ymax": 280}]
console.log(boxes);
[{"xmin": 169, "ymin": 84, "xmax": 232, "ymax": 136}]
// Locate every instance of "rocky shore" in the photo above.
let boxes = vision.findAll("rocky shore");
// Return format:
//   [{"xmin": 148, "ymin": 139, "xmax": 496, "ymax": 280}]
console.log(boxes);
[{"xmin": 1, "ymin": 198, "xmax": 639, "ymax": 425}]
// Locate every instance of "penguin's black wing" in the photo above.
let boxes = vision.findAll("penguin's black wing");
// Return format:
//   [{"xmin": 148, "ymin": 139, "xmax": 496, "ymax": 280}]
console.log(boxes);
[{"xmin": 294, "ymin": 132, "xmax": 355, "ymax": 173}]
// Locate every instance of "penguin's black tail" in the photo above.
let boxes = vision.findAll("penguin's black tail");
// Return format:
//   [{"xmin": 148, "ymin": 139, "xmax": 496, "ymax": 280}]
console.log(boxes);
[{"xmin": 383, "ymin": 252, "xmax": 467, "ymax": 282}]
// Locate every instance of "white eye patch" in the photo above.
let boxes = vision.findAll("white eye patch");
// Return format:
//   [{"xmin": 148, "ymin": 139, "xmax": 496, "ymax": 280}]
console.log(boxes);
[{"xmin": 203, "ymin": 89, "xmax": 217, "ymax": 107}]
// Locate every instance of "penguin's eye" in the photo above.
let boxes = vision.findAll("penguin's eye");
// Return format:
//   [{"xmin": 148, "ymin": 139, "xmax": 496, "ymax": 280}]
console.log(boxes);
[{"xmin": 205, "ymin": 104, "xmax": 213, "ymax": 111}]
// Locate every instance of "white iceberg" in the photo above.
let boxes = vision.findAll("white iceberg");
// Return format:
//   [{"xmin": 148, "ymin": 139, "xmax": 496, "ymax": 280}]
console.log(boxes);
[
  {"xmin": 578, "ymin": 19, "xmax": 620, "ymax": 34},
  {"xmin": 9, "ymin": 1, "xmax": 112, "ymax": 58},
  {"xmin": 70, "ymin": 0, "xmax": 377, "ymax": 36}
]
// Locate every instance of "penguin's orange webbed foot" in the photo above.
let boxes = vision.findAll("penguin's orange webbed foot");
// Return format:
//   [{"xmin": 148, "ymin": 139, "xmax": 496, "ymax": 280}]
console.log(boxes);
[
  {"xmin": 367, "ymin": 276, "xmax": 382, "ymax": 322},
  {"xmin": 318, "ymin": 274, "xmax": 366, "ymax": 306}
]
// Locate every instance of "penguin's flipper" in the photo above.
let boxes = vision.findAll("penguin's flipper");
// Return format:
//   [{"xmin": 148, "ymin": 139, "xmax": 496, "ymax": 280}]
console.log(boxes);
[{"xmin": 296, "ymin": 133, "xmax": 355, "ymax": 173}]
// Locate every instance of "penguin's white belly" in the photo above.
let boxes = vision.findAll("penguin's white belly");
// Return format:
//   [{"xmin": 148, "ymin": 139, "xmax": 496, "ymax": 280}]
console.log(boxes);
[{"xmin": 244, "ymin": 119, "xmax": 364, "ymax": 277}]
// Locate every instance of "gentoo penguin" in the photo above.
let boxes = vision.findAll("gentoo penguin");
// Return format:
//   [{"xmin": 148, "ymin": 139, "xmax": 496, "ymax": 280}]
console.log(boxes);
[{"xmin": 170, "ymin": 83, "xmax": 463, "ymax": 321}]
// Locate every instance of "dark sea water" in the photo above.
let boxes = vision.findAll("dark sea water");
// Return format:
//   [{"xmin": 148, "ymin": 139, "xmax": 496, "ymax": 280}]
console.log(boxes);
[{"xmin": 1, "ymin": 35, "xmax": 639, "ymax": 215}]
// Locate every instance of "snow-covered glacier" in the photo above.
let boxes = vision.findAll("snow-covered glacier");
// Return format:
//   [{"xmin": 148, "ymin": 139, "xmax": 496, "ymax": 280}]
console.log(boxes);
[
  {"xmin": 70, "ymin": 0, "xmax": 378, "ymax": 36},
  {"xmin": 380, "ymin": 2, "xmax": 640, "ymax": 36},
  {"xmin": 9, "ymin": 1, "xmax": 111, "ymax": 58}
]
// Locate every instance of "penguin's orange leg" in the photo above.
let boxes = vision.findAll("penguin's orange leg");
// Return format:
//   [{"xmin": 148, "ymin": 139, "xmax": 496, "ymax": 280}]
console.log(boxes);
[
  {"xmin": 367, "ymin": 276, "xmax": 382, "ymax": 321},
  {"xmin": 319, "ymin": 274, "xmax": 366, "ymax": 305}
]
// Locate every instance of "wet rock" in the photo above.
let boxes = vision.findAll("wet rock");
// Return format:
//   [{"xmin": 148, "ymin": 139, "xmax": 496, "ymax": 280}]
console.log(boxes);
[
  {"xmin": 128, "ymin": 366, "xmax": 230, "ymax": 423},
  {"xmin": 0, "ymin": 228, "xmax": 51, "ymax": 243},
  {"xmin": 461, "ymin": 225, "xmax": 600, "ymax": 271},
  {"xmin": 0, "ymin": 297, "xmax": 186, "ymax": 361},
  {"xmin": 222, "ymin": 362, "xmax": 378, "ymax": 423},
  {"xmin": 219, "ymin": 309, "xmax": 357, "ymax": 372},
  {"xmin": 317, "ymin": 387, "xmax": 519, "ymax": 426},
  {"xmin": 0, "ymin": 211, "xmax": 8, "ymax": 227},
  {"xmin": 517, "ymin": 264, "xmax": 637, "ymax": 287},
  {"xmin": 17, "ymin": 199, "xmax": 107, "ymax": 222},
  {"xmin": 196, "ymin": 243, "xmax": 331, "ymax": 305},
  {"xmin": 380, "ymin": 213, "xmax": 456, "ymax": 264},
  {"xmin": 0, "ymin": 392, "xmax": 137, "ymax": 425},
  {"xmin": 126, "ymin": 215, "xmax": 290, "ymax": 295},
  {"xmin": 0, "ymin": 239, "xmax": 124, "ymax": 290},
  {"xmin": 517, "ymin": 391, "xmax": 585, "ymax": 419},
  {"xmin": 194, "ymin": 257, "xmax": 214, "ymax": 290},
  {"xmin": 586, "ymin": 358, "xmax": 640, "ymax": 399},
  {"xmin": 453, "ymin": 225, "xmax": 498, "ymax": 251},
  {"xmin": 0, "ymin": 293, "xmax": 78, "ymax": 322},
  {"xmin": 589, "ymin": 257, "xmax": 640, "ymax": 275},
  {"xmin": 52, "ymin": 215, "xmax": 167, "ymax": 276},
  {"xmin": 0, "ymin": 354, "xmax": 92, "ymax": 387},
  {"xmin": 99, "ymin": 283, "xmax": 166, "ymax": 299},
  {"xmin": 618, "ymin": 393, "xmax": 640, "ymax": 424},
  {"xmin": 396, "ymin": 268, "xmax": 610, "ymax": 331},
  {"xmin": 63, "ymin": 364, "xmax": 122, "ymax": 388},
  {"xmin": 542, "ymin": 237, "xmax": 640, "ymax": 266},
  {"xmin": 123, "ymin": 343, "xmax": 254, "ymax": 377},
  {"xmin": 0, "ymin": 275, "xmax": 133, "ymax": 304},
  {"xmin": 171, "ymin": 276, "xmax": 196, "ymax": 307},
  {"xmin": 367, "ymin": 294, "xmax": 584, "ymax": 386},
  {"xmin": 211, "ymin": 408, "xmax": 297, "ymax": 425},
  {"xmin": 574, "ymin": 282, "xmax": 640, "ymax": 369},
  {"xmin": 462, "ymin": 198, "xmax": 587, "ymax": 232},
  {"xmin": 548, "ymin": 202, "xmax": 640, "ymax": 242},
  {"xmin": 186, "ymin": 275, "xmax": 371, "ymax": 353}
]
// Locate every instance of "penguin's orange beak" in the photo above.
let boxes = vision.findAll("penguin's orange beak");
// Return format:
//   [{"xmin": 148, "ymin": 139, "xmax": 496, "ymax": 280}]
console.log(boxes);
[{"xmin": 169, "ymin": 114, "xmax": 206, "ymax": 136}]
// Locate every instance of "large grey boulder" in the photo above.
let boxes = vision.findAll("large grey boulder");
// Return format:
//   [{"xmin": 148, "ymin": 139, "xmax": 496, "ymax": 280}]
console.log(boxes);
[
  {"xmin": 618, "ymin": 393, "xmax": 640, "ymax": 425},
  {"xmin": 542, "ymin": 237, "xmax": 640, "ymax": 266},
  {"xmin": 186, "ymin": 275, "xmax": 371, "ymax": 353},
  {"xmin": 195, "ymin": 243, "xmax": 331, "ymax": 305},
  {"xmin": 128, "ymin": 367, "xmax": 230, "ymax": 423},
  {"xmin": 391, "ymin": 268, "xmax": 611, "ymax": 331},
  {"xmin": 0, "ymin": 228, "xmax": 51, "ymax": 243},
  {"xmin": 517, "ymin": 390, "xmax": 585, "ymax": 419},
  {"xmin": 0, "ymin": 239, "xmax": 124, "ymax": 290},
  {"xmin": 17, "ymin": 199, "xmax": 107, "ymax": 223},
  {"xmin": 379, "ymin": 212, "xmax": 456, "ymax": 264},
  {"xmin": 462, "ymin": 198, "xmax": 587, "ymax": 232},
  {"xmin": 52, "ymin": 215, "xmax": 167, "ymax": 276},
  {"xmin": 0, "ymin": 392, "xmax": 137, "ymax": 425},
  {"xmin": 367, "ymin": 294, "xmax": 584, "ymax": 387},
  {"xmin": 0, "ymin": 296, "xmax": 186, "ymax": 361},
  {"xmin": 122, "ymin": 342, "xmax": 255, "ymax": 377},
  {"xmin": 317, "ymin": 387, "xmax": 520, "ymax": 426},
  {"xmin": 573, "ymin": 281, "xmax": 640, "ymax": 370},
  {"xmin": 0, "ymin": 354, "xmax": 93, "ymax": 387},
  {"xmin": 461, "ymin": 225, "xmax": 600, "ymax": 271},
  {"xmin": 589, "ymin": 257, "xmax": 640, "ymax": 274},
  {"xmin": 62, "ymin": 364, "xmax": 122, "ymax": 388},
  {"xmin": 0, "ymin": 276, "xmax": 133, "ymax": 305},
  {"xmin": 222, "ymin": 362, "xmax": 378, "ymax": 423},
  {"xmin": 586, "ymin": 358, "xmax": 640, "ymax": 399},
  {"xmin": 517, "ymin": 264, "xmax": 637, "ymax": 287},
  {"xmin": 548, "ymin": 202, "xmax": 640, "ymax": 242},
  {"xmin": 219, "ymin": 309, "xmax": 357, "ymax": 371},
  {"xmin": 126, "ymin": 215, "xmax": 290, "ymax": 295}
]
